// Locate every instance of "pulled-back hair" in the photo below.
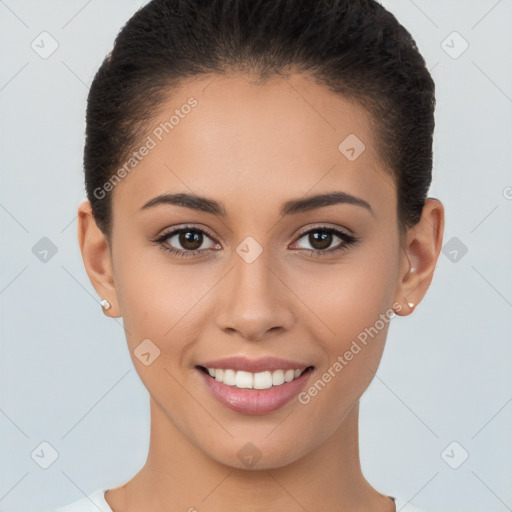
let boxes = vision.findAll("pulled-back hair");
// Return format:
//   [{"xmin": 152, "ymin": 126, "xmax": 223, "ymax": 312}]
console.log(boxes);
[{"xmin": 84, "ymin": 0, "xmax": 435, "ymax": 241}]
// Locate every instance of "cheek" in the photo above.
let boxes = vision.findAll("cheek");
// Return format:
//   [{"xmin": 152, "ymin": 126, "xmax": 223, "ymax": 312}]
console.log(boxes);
[
  {"xmin": 292, "ymin": 235, "xmax": 400, "ymax": 395},
  {"xmin": 296, "ymin": 240, "xmax": 398, "ymax": 345},
  {"xmin": 123, "ymin": 273, "xmax": 209, "ymax": 330},
  {"xmin": 112, "ymin": 260, "xmax": 209, "ymax": 415},
  {"xmin": 292, "ymin": 282, "xmax": 396, "ymax": 432},
  {"xmin": 113, "ymin": 247, "xmax": 222, "ymax": 363}
]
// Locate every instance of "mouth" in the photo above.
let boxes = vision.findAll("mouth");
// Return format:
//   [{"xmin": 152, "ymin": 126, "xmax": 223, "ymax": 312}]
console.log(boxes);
[
  {"xmin": 196, "ymin": 365, "xmax": 315, "ymax": 389},
  {"xmin": 195, "ymin": 361, "xmax": 315, "ymax": 415}
]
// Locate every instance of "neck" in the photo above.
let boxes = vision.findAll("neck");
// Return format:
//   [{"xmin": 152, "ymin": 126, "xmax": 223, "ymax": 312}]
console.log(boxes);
[{"xmin": 106, "ymin": 399, "xmax": 394, "ymax": 512}]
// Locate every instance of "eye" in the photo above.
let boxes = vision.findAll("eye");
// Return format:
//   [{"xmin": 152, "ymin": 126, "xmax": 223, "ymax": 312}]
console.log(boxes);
[
  {"xmin": 152, "ymin": 225, "xmax": 220, "ymax": 258},
  {"xmin": 291, "ymin": 226, "xmax": 358, "ymax": 257},
  {"xmin": 152, "ymin": 224, "xmax": 358, "ymax": 259}
]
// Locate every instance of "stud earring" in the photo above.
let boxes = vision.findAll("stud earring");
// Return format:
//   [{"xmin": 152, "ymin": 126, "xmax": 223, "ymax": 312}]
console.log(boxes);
[
  {"xmin": 100, "ymin": 299, "xmax": 111, "ymax": 311},
  {"xmin": 407, "ymin": 301, "xmax": 415, "ymax": 309}
]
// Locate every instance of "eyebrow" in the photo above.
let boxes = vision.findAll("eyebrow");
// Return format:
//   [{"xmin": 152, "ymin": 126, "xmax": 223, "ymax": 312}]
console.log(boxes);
[{"xmin": 140, "ymin": 191, "xmax": 373, "ymax": 217}]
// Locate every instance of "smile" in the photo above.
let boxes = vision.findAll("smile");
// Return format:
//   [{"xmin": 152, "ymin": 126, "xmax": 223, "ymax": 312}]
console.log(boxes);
[
  {"xmin": 195, "ymin": 357, "xmax": 315, "ymax": 415},
  {"xmin": 199, "ymin": 366, "xmax": 310, "ymax": 389}
]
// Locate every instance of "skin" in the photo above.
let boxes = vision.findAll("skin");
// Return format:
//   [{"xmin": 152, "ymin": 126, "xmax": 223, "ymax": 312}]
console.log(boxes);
[{"xmin": 78, "ymin": 72, "xmax": 444, "ymax": 512}]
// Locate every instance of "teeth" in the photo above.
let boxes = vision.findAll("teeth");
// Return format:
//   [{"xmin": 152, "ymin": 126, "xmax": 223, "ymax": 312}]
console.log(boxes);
[
  {"xmin": 253, "ymin": 371, "xmax": 272, "ymax": 390},
  {"xmin": 272, "ymin": 369, "xmax": 285, "ymax": 386},
  {"xmin": 235, "ymin": 370, "xmax": 253, "ymax": 389},
  {"xmin": 223, "ymin": 369, "xmax": 236, "ymax": 386},
  {"xmin": 204, "ymin": 367, "xmax": 307, "ymax": 389},
  {"xmin": 284, "ymin": 369, "xmax": 295, "ymax": 382}
]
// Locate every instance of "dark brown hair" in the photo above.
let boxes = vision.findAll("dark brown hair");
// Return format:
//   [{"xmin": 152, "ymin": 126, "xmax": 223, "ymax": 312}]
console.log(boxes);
[{"xmin": 84, "ymin": 0, "xmax": 435, "ymax": 241}]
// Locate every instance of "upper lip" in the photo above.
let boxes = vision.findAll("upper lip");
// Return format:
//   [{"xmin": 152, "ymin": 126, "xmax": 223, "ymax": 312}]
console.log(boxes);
[{"xmin": 198, "ymin": 356, "xmax": 313, "ymax": 373}]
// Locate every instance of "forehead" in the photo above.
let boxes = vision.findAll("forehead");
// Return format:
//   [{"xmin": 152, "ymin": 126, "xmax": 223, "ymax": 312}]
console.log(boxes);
[{"xmin": 112, "ymin": 72, "xmax": 396, "ymax": 221}]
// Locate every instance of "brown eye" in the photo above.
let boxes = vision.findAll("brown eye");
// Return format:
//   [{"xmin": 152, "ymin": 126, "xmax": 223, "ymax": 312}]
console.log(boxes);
[
  {"xmin": 154, "ymin": 225, "xmax": 219, "ymax": 258},
  {"xmin": 293, "ymin": 226, "xmax": 358, "ymax": 256},
  {"xmin": 178, "ymin": 230, "xmax": 203, "ymax": 251},
  {"xmin": 308, "ymin": 230, "xmax": 333, "ymax": 250}
]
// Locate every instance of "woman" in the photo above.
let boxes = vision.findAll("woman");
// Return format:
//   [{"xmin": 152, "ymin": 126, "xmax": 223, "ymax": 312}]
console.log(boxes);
[{"xmin": 58, "ymin": 0, "xmax": 444, "ymax": 510}]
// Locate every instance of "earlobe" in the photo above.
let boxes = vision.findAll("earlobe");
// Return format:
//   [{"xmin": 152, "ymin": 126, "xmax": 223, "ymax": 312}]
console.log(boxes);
[
  {"xmin": 77, "ymin": 199, "xmax": 120, "ymax": 318},
  {"xmin": 393, "ymin": 198, "xmax": 445, "ymax": 316}
]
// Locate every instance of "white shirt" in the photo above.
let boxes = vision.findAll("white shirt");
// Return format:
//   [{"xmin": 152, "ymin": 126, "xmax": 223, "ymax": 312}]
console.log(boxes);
[{"xmin": 49, "ymin": 488, "xmax": 427, "ymax": 511}]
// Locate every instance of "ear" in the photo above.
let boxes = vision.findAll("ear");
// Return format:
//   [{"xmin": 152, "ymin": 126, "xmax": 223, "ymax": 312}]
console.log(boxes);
[
  {"xmin": 77, "ymin": 199, "xmax": 121, "ymax": 318},
  {"xmin": 393, "ymin": 198, "xmax": 445, "ymax": 316}
]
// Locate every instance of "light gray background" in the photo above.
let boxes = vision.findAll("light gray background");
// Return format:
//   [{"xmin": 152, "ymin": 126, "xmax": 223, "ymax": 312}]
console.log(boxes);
[{"xmin": 1, "ymin": 1, "xmax": 511, "ymax": 511}]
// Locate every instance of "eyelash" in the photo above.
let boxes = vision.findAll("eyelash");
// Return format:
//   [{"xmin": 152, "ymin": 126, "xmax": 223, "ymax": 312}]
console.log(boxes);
[{"xmin": 152, "ymin": 224, "xmax": 359, "ymax": 259}]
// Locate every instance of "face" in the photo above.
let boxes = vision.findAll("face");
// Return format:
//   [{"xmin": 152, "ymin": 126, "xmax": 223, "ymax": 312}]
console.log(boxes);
[{"xmin": 104, "ymin": 72, "xmax": 409, "ymax": 468}]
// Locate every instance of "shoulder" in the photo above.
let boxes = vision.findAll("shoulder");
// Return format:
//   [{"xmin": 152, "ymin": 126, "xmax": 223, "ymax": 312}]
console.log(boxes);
[
  {"xmin": 43, "ymin": 490, "xmax": 426, "ymax": 512},
  {"xmin": 392, "ymin": 496, "xmax": 429, "ymax": 512},
  {"xmin": 42, "ymin": 489, "xmax": 113, "ymax": 512}
]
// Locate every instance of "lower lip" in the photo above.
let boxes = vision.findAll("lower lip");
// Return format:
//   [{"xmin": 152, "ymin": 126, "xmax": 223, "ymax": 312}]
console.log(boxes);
[{"xmin": 196, "ymin": 367, "xmax": 314, "ymax": 415}]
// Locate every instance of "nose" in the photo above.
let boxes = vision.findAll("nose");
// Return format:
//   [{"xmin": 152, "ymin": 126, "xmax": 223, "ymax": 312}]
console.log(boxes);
[{"xmin": 215, "ymin": 245, "xmax": 295, "ymax": 342}]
